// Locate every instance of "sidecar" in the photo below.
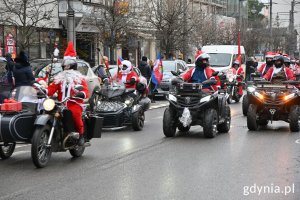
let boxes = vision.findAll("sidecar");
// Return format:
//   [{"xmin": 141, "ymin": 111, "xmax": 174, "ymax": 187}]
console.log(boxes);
[{"xmin": 0, "ymin": 86, "xmax": 39, "ymax": 159}]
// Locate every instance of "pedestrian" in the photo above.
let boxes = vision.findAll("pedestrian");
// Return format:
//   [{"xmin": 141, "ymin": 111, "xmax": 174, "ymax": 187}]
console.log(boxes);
[
  {"xmin": 138, "ymin": 56, "xmax": 151, "ymax": 83},
  {"xmin": 148, "ymin": 59, "xmax": 156, "ymax": 103},
  {"xmin": 12, "ymin": 51, "xmax": 35, "ymax": 87},
  {"xmin": 4, "ymin": 53, "xmax": 15, "ymax": 86},
  {"xmin": 245, "ymin": 57, "xmax": 256, "ymax": 82}
]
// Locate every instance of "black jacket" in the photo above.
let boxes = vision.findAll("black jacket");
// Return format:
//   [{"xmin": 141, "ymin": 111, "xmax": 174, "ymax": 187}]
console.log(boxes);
[
  {"xmin": 138, "ymin": 61, "xmax": 151, "ymax": 81},
  {"xmin": 5, "ymin": 57, "xmax": 14, "ymax": 84},
  {"xmin": 13, "ymin": 58, "xmax": 35, "ymax": 87}
]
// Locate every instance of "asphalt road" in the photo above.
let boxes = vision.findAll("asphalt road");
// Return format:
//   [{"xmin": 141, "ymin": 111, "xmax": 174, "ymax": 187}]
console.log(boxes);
[{"xmin": 0, "ymin": 102, "xmax": 300, "ymax": 200}]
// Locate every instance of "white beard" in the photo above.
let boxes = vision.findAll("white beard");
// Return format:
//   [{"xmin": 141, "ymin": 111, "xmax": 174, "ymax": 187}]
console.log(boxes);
[{"xmin": 53, "ymin": 70, "xmax": 86, "ymax": 100}]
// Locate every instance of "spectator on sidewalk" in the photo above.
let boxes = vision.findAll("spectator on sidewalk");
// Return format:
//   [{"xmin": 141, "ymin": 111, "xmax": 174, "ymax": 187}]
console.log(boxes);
[
  {"xmin": 13, "ymin": 51, "xmax": 35, "ymax": 87},
  {"xmin": 138, "ymin": 56, "xmax": 151, "ymax": 84},
  {"xmin": 148, "ymin": 59, "xmax": 156, "ymax": 103}
]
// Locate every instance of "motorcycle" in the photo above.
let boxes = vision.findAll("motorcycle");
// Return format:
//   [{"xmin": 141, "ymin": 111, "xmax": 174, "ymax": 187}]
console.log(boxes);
[
  {"xmin": 30, "ymin": 84, "xmax": 102, "ymax": 168},
  {"xmin": 0, "ymin": 86, "xmax": 41, "ymax": 159},
  {"xmin": 225, "ymin": 68, "xmax": 243, "ymax": 104},
  {"xmin": 93, "ymin": 81, "xmax": 150, "ymax": 131}
]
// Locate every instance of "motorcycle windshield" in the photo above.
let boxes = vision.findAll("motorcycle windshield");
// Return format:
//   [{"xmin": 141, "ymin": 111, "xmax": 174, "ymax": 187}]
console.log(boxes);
[
  {"xmin": 14, "ymin": 86, "xmax": 38, "ymax": 103},
  {"xmin": 101, "ymin": 82, "xmax": 127, "ymax": 98}
]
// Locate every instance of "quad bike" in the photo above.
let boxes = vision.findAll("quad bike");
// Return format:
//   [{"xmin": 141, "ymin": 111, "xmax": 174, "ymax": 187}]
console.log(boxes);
[
  {"xmin": 247, "ymin": 79, "xmax": 300, "ymax": 132},
  {"xmin": 163, "ymin": 71, "xmax": 231, "ymax": 138}
]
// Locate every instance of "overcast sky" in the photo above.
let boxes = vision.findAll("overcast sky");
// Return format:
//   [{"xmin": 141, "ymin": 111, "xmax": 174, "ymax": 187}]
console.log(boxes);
[{"xmin": 260, "ymin": 0, "xmax": 300, "ymax": 30}]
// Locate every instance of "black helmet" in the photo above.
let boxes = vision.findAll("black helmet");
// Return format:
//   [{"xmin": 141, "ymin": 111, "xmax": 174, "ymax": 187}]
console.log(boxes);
[
  {"xmin": 283, "ymin": 56, "xmax": 291, "ymax": 64},
  {"xmin": 273, "ymin": 56, "xmax": 284, "ymax": 68},
  {"xmin": 62, "ymin": 59, "xmax": 77, "ymax": 70}
]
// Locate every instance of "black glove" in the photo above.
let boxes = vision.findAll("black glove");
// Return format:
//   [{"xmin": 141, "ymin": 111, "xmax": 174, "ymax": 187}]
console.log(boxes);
[
  {"xmin": 128, "ymin": 78, "xmax": 136, "ymax": 85},
  {"xmin": 74, "ymin": 91, "xmax": 85, "ymax": 99}
]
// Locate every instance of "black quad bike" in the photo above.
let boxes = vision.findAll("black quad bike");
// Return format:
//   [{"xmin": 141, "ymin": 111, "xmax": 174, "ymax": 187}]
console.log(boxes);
[
  {"xmin": 246, "ymin": 80, "xmax": 300, "ymax": 131},
  {"xmin": 30, "ymin": 84, "xmax": 102, "ymax": 168},
  {"xmin": 93, "ymin": 82, "xmax": 150, "ymax": 131},
  {"xmin": 163, "ymin": 71, "xmax": 231, "ymax": 138}
]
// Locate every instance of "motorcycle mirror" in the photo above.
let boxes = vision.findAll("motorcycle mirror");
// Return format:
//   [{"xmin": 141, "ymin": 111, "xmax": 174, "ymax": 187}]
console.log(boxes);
[
  {"xmin": 171, "ymin": 71, "xmax": 179, "ymax": 76},
  {"xmin": 75, "ymin": 84, "xmax": 84, "ymax": 91}
]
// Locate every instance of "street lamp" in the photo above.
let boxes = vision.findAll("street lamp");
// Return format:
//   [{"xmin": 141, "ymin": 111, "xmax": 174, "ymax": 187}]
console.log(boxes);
[{"xmin": 67, "ymin": 0, "xmax": 76, "ymax": 48}]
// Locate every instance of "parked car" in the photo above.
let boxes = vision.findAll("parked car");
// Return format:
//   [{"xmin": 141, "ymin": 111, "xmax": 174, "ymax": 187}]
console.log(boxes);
[
  {"xmin": 32, "ymin": 59, "xmax": 101, "ymax": 100},
  {"xmin": 155, "ymin": 60, "xmax": 188, "ymax": 95}
]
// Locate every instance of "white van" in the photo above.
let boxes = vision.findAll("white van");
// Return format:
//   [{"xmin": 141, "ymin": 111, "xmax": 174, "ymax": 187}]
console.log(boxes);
[{"xmin": 202, "ymin": 45, "xmax": 246, "ymax": 72}]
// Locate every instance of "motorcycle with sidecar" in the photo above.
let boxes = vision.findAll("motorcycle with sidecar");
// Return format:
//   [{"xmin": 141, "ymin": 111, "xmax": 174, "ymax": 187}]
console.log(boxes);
[{"xmin": 0, "ymin": 84, "xmax": 102, "ymax": 168}]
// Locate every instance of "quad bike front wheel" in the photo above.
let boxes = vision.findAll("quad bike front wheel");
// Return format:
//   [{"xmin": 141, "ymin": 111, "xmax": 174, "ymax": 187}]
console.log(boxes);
[
  {"xmin": 242, "ymin": 95, "xmax": 249, "ymax": 116},
  {"xmin": 163, "ymin": 107, "xmax": 177, "ymax": 137},
  {"xmin": 247, "ymin": 104, "xmax": 258, "ymax": 131},
  {"xmin": 0, "ymin": 143, "xmax": 16, "ymax": 159},
  {"xmin": 289, "ymin": 105, "xmax": 300, "ymax": 132},
  {"xmin": 203, "ymin": 108, "xmax": 218, "ymax": 138},
  {"xmin": 31, "ymin": 125, "xmax": 52, "ymax": 168},
  {"xmin": 217, "ymin": 105, "xmax": 231, "ymax": 133}
]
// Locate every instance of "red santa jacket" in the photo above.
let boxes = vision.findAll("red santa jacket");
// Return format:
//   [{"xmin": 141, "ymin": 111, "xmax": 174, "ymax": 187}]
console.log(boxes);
[
  {"xmin": 258, "ymin": 63, "xmax": 273, "ymax": 75},
  {"xmin": 47, "ymin": 70, "xmax": 89, "ymax": 104},
  {"xmin": 230, "ymin": 67, "xmax": 244, "ymax": 81},
  {"xmin": 181, "ymin": 67, "xmax": 220, "ymax": 91},
  {"xmin": 117, "ymin": 71, "xmax": 140, "ymax": 89},
  {"xmin": 263, "ymin": 67, "xmax": 295, "ymax": 81}
]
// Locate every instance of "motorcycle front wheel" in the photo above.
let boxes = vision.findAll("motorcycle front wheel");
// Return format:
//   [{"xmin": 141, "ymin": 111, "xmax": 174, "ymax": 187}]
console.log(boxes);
[
  {"xmin": 31, "ymin": 125, "xmax": 52, "ymax": 168},
  {"xmin": 0, "ymin": 143, "xmax": 16, "ymax": 159}
]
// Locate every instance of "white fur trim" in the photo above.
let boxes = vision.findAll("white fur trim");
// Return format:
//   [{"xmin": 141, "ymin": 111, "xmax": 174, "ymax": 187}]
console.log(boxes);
[{"xmin": 64, "ymin": 56, "xmax": 76, "ymax": 60}]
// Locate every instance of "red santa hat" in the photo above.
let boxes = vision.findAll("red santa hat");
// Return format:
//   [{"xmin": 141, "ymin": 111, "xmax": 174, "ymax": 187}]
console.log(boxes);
[
  {"xmin": 195, "ymin": 50, "xmax": 210, "ymax": 62},
  {"xmin": 265, "ymin": 52, "xmax": 275, "ymax": 58},
  {"xmin": 64, "ymin": 41, "xmax": 76, "ymax": 60}
]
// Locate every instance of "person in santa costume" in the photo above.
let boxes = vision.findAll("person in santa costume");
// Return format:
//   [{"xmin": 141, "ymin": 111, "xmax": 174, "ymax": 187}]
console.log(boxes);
[
  {"xmin": 117, "ymin": 60, "xmax": 140, "ymax": 89},
  {"xmin": 257, "ymin": 52, "xmax": 274, "ymax": 76},
  {"xmin": 229, "ymin": 60, "xmax": 244, "ymax": 96},
  {"xmin": 47, "ymin": 41, "xmax": 89, "ymax": 146},
  {"xmin": 181, "ymin": 50, "xmax": 220, "ymax": 91},
  {"xmin": 263, "ymin": 55, "xmax": 295, "ymax": 82}
]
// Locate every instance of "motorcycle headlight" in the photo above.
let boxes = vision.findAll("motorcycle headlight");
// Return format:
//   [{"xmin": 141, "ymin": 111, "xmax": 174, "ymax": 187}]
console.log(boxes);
[
  {"xmin": 168, "ymin": 94, "xmax": 177, "ymax": 102},
  {"xmin": 43, "ymin": 99, "xmax": 55, "ymax": 111},
  {"xmin": 254, "ymin": 92, "xmax": 264, "ymax": 100},
  {"xmin": 247, "ymin": 86, "xmax": 256, "ymax": 93},
  {"xmin": 125, "ymin": 97, "xmax": 134, "ymax": 106},
  {"xmin": 284, "ymin": 93, "xmax": 295, "ymax": 101}
]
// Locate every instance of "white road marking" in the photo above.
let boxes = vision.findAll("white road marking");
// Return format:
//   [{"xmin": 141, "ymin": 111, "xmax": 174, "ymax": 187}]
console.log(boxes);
[
  {"xmin": 16, "ymin": 144, "xmax": 30, "ymax": 149},
  {"xmin": 296, "ymin": 139, "xmax": 300, "ymax": 144},
  {"xmin": 13, "ymin": 151, "xmax": 30, "ymax": 156}
]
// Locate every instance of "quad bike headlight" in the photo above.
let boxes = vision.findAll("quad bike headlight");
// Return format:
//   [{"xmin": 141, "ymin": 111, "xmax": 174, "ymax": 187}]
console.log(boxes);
[
  {"xmin": 254, "ymin": 92, "xmax": 264, "ymax": 100},
  {"xmin": 168, "ymin": 94, "xmax": 177, "ymax": 102},
  {"xmin": 284, "ymin": 93, "xmax": 295, "ymax": 101},
  {"xmin": 247, "ymin": 86, "xmax": 256, "ymax": 93},
  {"xmin": 43, "ymin": 99, "xmax": 55, "ymax": 111}
]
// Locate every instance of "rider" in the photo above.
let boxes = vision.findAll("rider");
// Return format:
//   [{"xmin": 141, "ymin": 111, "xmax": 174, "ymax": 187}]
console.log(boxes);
[
  {"xmin": 117, "ymin": 60, "xmax": 140, "ymax": 89},
  {"xmin": 230, "ymin": 59, "xmax": 244, "ymax": 97},
  {"xmin": 283, "ymin": 56, "xmax": 291, "ymax": 69},
  {"xmin": 263, "ymin": 55, "xmax": 295, "ymax": 82},
  {"xmin": 181, "ymin": 50, "xmax": 220, "ymax": 91},
  {"xmin": 47, "ymin": 42, "xmax": 89, "ymax": 146},
  {"xmin": 257, "ymin": 52, "xmax": 274, "ymax": 76}
]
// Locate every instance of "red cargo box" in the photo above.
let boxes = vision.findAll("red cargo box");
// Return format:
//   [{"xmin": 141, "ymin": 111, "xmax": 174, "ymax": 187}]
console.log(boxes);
[{"xmin": 0, "ymin": 102, "xmax": 22, "ymax": 112}]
